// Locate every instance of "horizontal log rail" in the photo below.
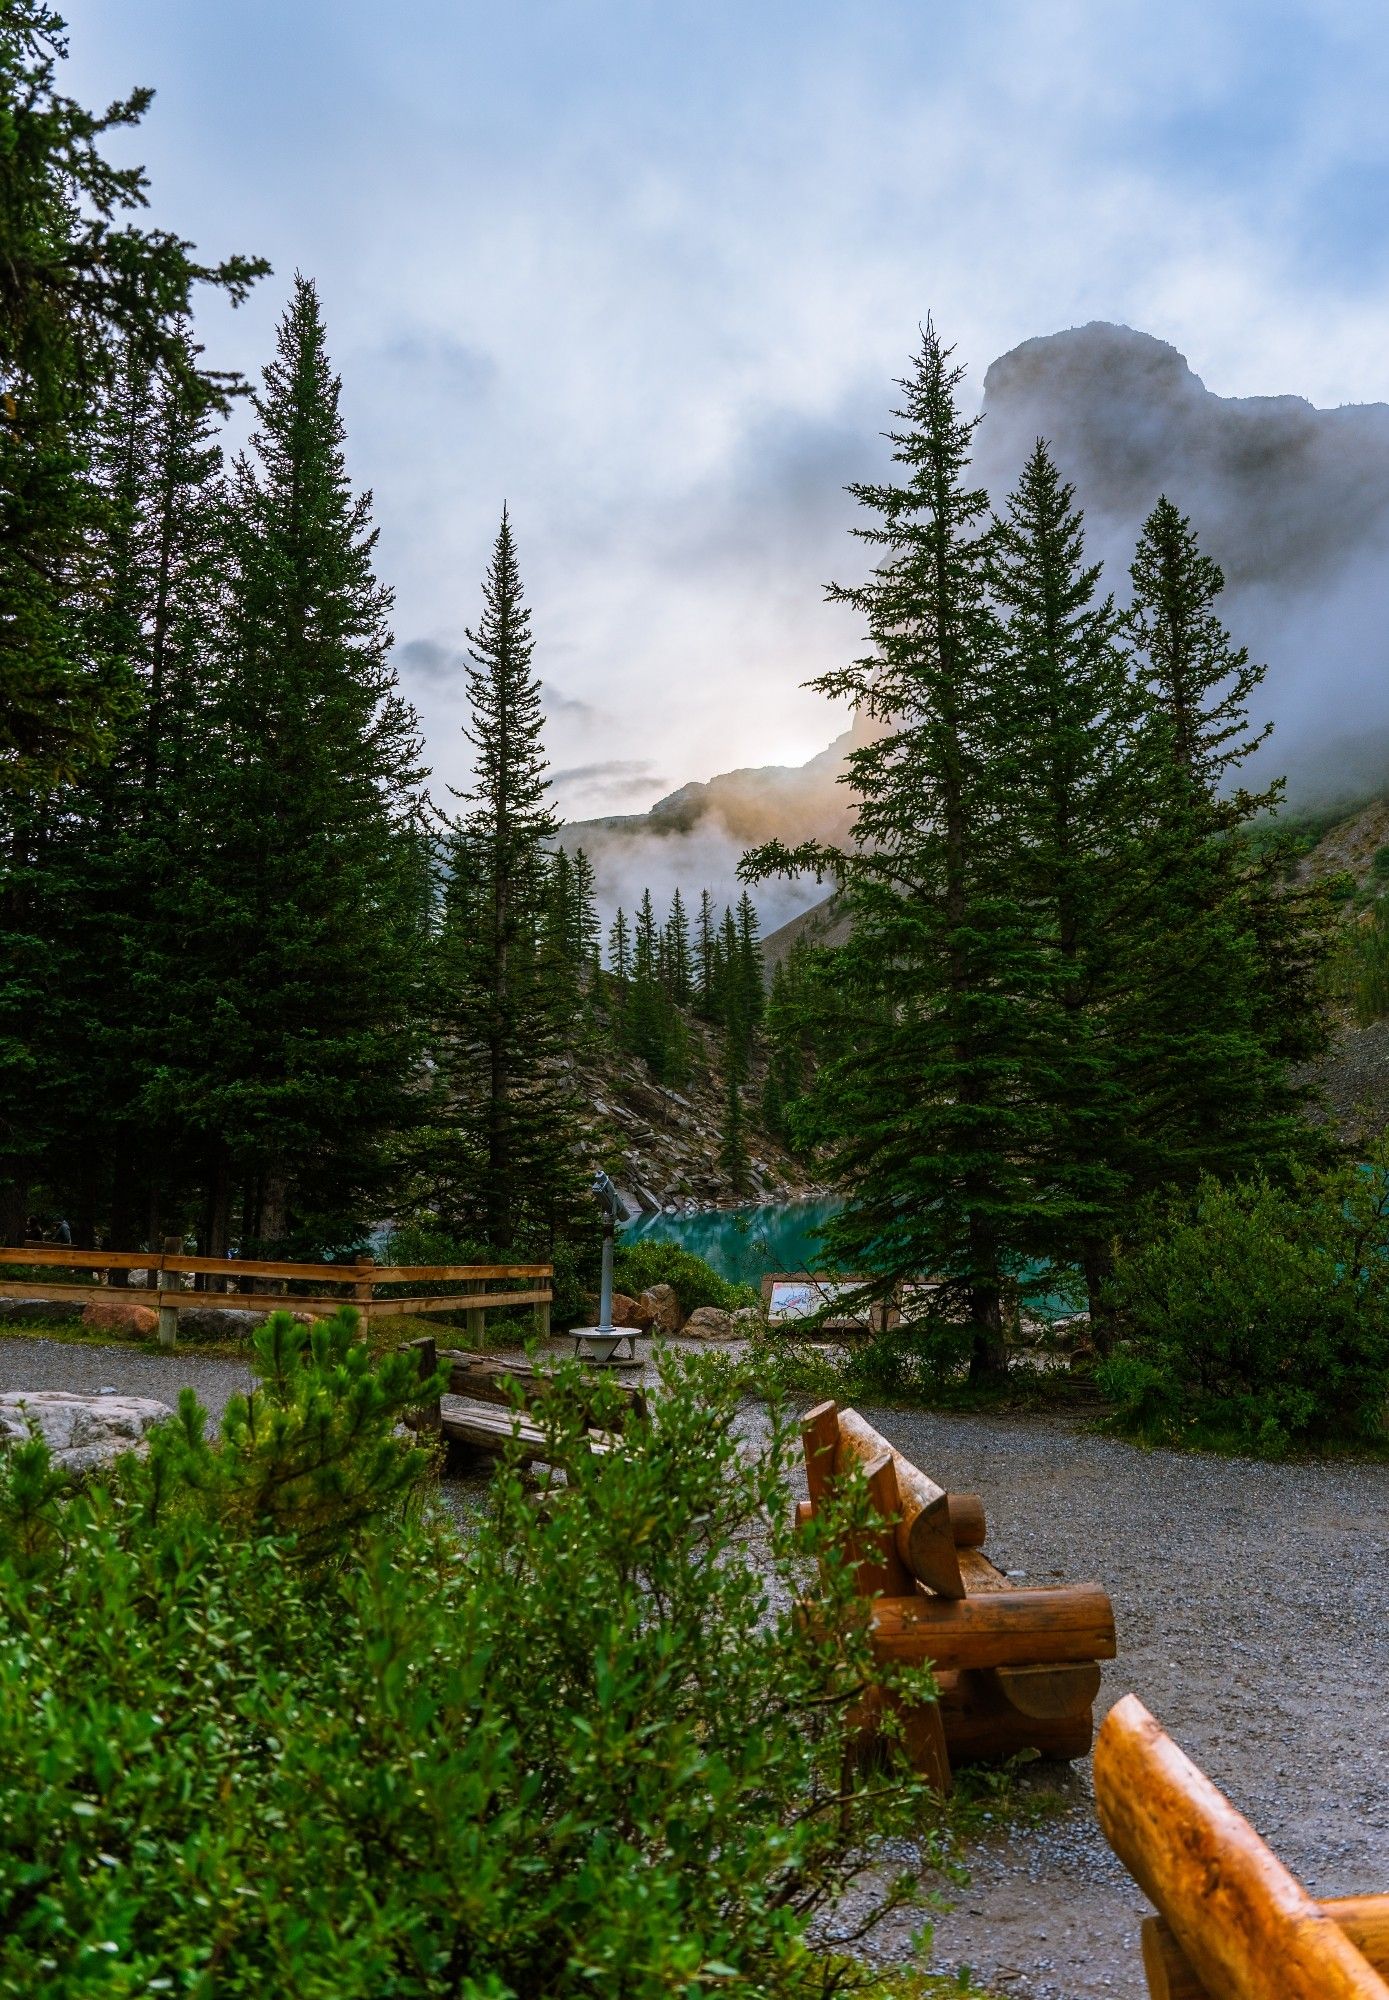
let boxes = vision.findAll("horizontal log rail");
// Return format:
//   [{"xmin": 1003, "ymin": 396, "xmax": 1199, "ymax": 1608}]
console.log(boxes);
[{"xmin": 0, "ymin": 1247, "xmax": 553, "ymax": 1352}]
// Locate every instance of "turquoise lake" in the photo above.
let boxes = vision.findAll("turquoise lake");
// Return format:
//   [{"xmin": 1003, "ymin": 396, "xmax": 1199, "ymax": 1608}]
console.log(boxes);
[{"xmin": 621, "ymin": 1200, "xmax": 841, "ymax": 1288}]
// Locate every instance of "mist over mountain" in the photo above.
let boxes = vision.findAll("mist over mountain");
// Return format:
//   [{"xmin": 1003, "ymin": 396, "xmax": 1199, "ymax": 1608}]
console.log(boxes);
[
  {"xmin": 975, "ymin": 321, "xmax": 1389, "ymax": 805},
  {"xmin": 566, "ymin": 322, "xmax": 1389, "ymax": 927}
]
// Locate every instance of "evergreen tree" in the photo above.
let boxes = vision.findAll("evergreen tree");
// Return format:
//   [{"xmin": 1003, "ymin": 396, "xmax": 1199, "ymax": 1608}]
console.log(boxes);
[
  {"xmin": 628, "ymin": 888, "xmax": 670, "ymax": 1076},
  {"xmin": 744, "ymin": 323, "xmax": 1035, "ymax": 1383},
  {"xmin": 663, "ymin": 888, "xmax": 692, "ymax": 1005},
  {"xmin": 570, "ymin": 847, "xmax": 602, "ymax": 990},
  {"xmin": 435, "ymin": 505, "xmax": 579, "ymax": 1249},
  {"xmin": 694, "ymin": 889, "xmax": 718, "ymax": 1018},
  {"xmin": 986, "ymin": 440, "xmax": 1147, "ymax": 1332},
  {"xmin": 0, "ymin": 2, "xmax": 264, "ymax": 792},
  {"xmin": 148, "ymin": 277, "xmax": 425, "ymax": 1252},
  {"xmin": 1117, "ymin": 498, "xmax": 1330, "ymax": 1195},
  {"xmin": 607, "ymin": 907, "xmax": 632, "ymax": 984}
]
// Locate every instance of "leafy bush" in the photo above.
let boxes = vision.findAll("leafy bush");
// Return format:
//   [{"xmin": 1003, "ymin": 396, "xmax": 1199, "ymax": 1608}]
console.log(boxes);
[
  {"xmin": 0, "ymin": 1308, "xmax": 951, "ymax": 1996},
  {"xmin": 1099, "ymin": 1151, "xmax": 1389, "ymax": 1455},
  {"xmin": 613, "ymin": 1236, "xmax": 756, "ymax": 1315}
]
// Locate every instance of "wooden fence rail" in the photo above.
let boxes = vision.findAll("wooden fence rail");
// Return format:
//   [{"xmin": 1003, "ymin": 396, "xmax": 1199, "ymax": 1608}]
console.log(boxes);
[{"xmin": 0, "ymin": 1246, "xmax": 553, "ymax": 1352}]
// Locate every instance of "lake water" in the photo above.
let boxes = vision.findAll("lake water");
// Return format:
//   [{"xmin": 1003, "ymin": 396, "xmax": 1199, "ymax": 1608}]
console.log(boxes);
[{"xmin": 621, "ymin": 1200, "xmax": 841, "ymax": 1288}]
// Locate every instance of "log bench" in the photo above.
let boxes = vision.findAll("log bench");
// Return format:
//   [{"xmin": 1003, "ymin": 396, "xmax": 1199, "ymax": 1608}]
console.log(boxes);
[
  {"xmin": 798, "ymin": 1399, "xmax": 1116, "ymax": 1786},
  {"xmin": 1096, "ymin": 1694, "xmax": 1389, "ymax": 2000},
  {"xmin": 406, "ymin": 1339, "xmax": 642, "ymax": 1472}
]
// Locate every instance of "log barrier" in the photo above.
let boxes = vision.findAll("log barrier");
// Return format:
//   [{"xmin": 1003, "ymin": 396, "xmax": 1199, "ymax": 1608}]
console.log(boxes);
[
  {"xmin": 1095, "ymin": 1695, "xmax": 1389, "ymax": 2000},
  {"xmin": 798, "ymin": 1400, "xmax": 1115, "ymax": 1787}
]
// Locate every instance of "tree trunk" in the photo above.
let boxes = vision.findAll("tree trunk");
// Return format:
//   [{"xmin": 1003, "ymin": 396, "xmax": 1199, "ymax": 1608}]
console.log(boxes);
[
  {"xmin": 1081, "ymin": 1237, "xmax": 1118, "ymax": 1356},
  {"xmin": 0, "ymin": 1178, "xmax": 25, "ymax": 1249}
]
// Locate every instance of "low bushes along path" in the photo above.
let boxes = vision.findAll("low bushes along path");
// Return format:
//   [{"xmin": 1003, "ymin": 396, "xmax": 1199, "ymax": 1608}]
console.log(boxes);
[{"xmin": 3, "ymin": 1335, "xmax": 1386, "ymax": 1998}]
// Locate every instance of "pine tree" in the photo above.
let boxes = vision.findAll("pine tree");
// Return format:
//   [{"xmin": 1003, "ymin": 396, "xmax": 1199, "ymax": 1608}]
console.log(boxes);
[
  {"xmin": 628, "ymin": 888, "xmax": 670, "ymax": 1077},
  {"xmin": 1117, "ymin": 498, "xmax": 1331, "ymax": 1195},
  {"xmin": 608, "ymin": 907, "xmax": 632, "ymax": 984},
  {"xmin": 149, "ymin": 277, "xmax": 425, "ymax": 1252},
  {"xmin": 693, "ymin": 890, "xmax": 718, "ymax": 1018},
  {"xmin": 663, "ymin": 888, "xmax": 692, "ymax": 1005},
  {"xmin": 744, "ymin": 322, "xmax": 1035, "ymax": 1383},
  {"xmin": 986, "ymin": 440, "xmax": 1147, "ymax": 1333},
  {"xmin": 0, "ymin": 2, "xmax": 264, "ymax": 793},
  {"xmin": 435, "ymin": 506, "xmax": 579, "ymax": 1250},
  {"xmin": 570, "ymin": 847, "xmax": 602, "ymax": 990}
]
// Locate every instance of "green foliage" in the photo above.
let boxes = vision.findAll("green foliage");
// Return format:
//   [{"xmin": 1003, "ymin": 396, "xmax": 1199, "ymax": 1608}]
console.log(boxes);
[
  {"xmin": 613, "ymin": 1237, "xmax": 755, "ymax": 1314},
  {"xmin": 1098, "ymin": 1150, "xmax": 1389, "ymax": 1455},
  {"xmin": 0, "ymin": 2, "xmax": 265, "ymax": 792},
  {"xmin": 0, "ymin": 1321, "xmax": 952, "ymax": 1997},
  {"xmin": 1336, "ymin": 902, "xmax": 1389, "ymax": 1024}
]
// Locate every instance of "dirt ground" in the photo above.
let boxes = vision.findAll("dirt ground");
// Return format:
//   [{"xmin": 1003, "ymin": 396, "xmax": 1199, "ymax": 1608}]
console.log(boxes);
[{"xmin": 3, "ymin": 1334, "xmax": 1387, "ymax": 1998}]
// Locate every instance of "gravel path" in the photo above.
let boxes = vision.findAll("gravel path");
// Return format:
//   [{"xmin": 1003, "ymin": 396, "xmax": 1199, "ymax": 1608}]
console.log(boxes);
[
  {"xmin": 838, "ymin": 1402, "xmax": 1389, "ymax": 1998},
  {"xmin": 4, "ymin": 1335, "xmax": 1386, "ymax": 1997},
  {"xmin": 0, "ymin": 1336, "xmax": 255, "ymax": 1420}
]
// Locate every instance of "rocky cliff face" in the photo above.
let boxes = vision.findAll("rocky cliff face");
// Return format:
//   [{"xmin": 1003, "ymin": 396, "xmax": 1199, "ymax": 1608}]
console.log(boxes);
[{"xmin": 571, "ymin": 1017, "xmax": 828, "ymax": 1216}]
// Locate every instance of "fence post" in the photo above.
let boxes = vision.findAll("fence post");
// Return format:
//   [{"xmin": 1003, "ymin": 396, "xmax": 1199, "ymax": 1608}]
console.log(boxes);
[
  {"xmin": 353, "ymin": 1253, "xmax": 375, "ymax": 1337},
  {"xmin": 406, "ymin": 1334, "xmax": 442, "ymax": 1434},
  {"xmin": 535, "ymin": 1282, "xmax": 552, "ymax": 1341},
  {"xmin": 157, "ymin": 1234, "xmax": 183, "ymax": 1351},
  {"xmin": 466, "ymin": 1300, "xmax": 486, "ymax": 1348}
]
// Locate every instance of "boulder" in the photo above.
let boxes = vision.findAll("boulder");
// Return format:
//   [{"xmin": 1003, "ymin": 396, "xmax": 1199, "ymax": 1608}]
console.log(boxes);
[
  {"xmin": 175, "ymin": 1307, "xmax": 267, "ymax": 1343},
  {"xmin": 730, "ymin": 1306, "xmax": 765, "ymax": 1340},
  {"xmin": 81, "ymin": 1298, "xmax": 158, "ymax": 1340},
  {"xmin": 640, "ymin": 1283, "xmax": 684, "ymax": 1336},
  {"xmin": 0, "ymin": 1297, "xmax": 83, "ymax": 1327},
  {"xmin": 610, "ymin": 1291, "xmax": 655, "ymax": 1332},
  {"xmin": 0, "ymin": 1389, "xmax": 172, "ymax": 1474},
  {"xmin": 682, "ymin": 1305, "xmax": 736, "ymax": 1342}
]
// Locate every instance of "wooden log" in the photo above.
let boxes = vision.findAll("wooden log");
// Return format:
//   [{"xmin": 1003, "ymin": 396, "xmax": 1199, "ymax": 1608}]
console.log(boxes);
[
  {"xmin": 1095, "ymin": 1695, "xmax": 1389, "ymax": 2000},
  {"xmin": 800, "ymin": 1400, "xmax": 840, "ymax": 1503},
  {"xmin": 936, "ymin": 1668, "xmax": 1093, "ymax": 1765},
  {"xmin": 0, "ymin": 1279, "xmax": 159, "ymax": 1304},
  {"xmin": 835, "ymin": 1408, "xmax": 965, "ymax": 1600},
  {"xmin": 869, "ymin": 1584, "xmax": 1116, "ymax": 1671},
  {"xmin": 947, "ymin": 1491, "xmax": 987, "ymax": 1548},
  {"xmin": 850, "ymin": 1452, "xmax": 915, "ymax": 1598},
  {"xmin": 407, "ymin": 1334, "xmax": 441, "ymax": 1433},
  {"xmin": 1141, "ymin": 1902, "xmax": 1389, "ymax": 2000},
  {"xmin": 959, "ymin": 1546, "xmax": 1010, "ymax": 1592},
  {"xmin": 851, "ymin": 1681, "xmax": 952, "ymax": 1793},
  {"xmin": 993, "ymin": 1661, "xmax": 1101, "ymax": 1720}
]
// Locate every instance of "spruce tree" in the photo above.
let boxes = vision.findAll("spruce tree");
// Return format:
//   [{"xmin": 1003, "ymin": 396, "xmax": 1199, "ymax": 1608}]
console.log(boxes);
[
  {"xmin": 694, "ymin": 889, "xmax": 718, "ymax": 1018},
  {"xmin": 0, "ymin": 2, "xmax": 264, "ymax": 792},
  {"xmin": 435, "ymin": 506, "xmax": 580, "ymax": 1249},
  {"xmin": 628, "ymin": 888, "xmax": 670, "ymax": 1077},
  {"xmin": 986, "ymin": 440, "xmax": 1146, "ymax": 1331},
  {"xmin": 150, "ymin": 277, "xmax": 425, "ymax": 1251},
  {"xmin": 608, "ymin": 907, "xmax": 632, "ymax": 984},
  {"xmin": 1117, "ymin": 498, "xmax": 1330, "ymax": 1194},
  {"xmin": 745, "ymin": 322, "xmax": 1036, "ymax": 1383},
  {"xmin": 663, "ymin": 888, "xmax": 692, "ymax": 1005}
]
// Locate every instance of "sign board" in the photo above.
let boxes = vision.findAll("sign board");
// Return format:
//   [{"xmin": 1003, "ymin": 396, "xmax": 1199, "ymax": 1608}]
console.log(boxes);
[{"xmin": 760, "ymin": 1273, "xmax": 884, "ymax": 1335}]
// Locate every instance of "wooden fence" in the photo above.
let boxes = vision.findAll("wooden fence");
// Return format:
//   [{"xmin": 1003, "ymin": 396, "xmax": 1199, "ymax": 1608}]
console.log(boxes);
[{"xmin": 0, "ymin": 1246, "xmax": 553, "ymax": 1351}]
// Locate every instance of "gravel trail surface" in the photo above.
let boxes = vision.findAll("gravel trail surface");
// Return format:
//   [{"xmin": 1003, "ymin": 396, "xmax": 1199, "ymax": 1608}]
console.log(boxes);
[
  {"xmin": 3, "ymin": 1335, "xmax": 1386, "ymax": 1997},
  {"xmin": 0, "ymin": 1336, "xmax": 255, "ymax": 1419},
  {"xmin": 838, "ymin": 1402, "xmax": 1389, "ymax": 1997}
]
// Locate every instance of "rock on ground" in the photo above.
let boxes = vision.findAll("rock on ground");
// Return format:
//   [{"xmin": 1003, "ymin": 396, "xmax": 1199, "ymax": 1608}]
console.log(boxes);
[
  {"xmin": 681, "ymin": 1305, "xmax": 735, "ymax": 1340},
  {"xmin": 0, "ymin": 1388, "xmax": 173, "ymax": 1474},
  {"xmin": 81, "ymin": 1298, "xmax": 158, "ymax": 1339}
]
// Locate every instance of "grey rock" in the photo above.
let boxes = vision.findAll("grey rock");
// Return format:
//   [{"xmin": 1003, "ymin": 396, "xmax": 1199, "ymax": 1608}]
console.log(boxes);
[
  {"xmin": 0, "ymin": 1297, "xmax": 82, "ymax": 1327},
  {"xmin": 0, "ymin": 1388, "xmax": 172, "ymax": 1471},
  {"xmin": 175, "ymin": 1307, "xmax": 267, "ymax": 1342},
  {"xmin": 681, "ymin": 1306, "xmax": 735, "ymax": 1342}
]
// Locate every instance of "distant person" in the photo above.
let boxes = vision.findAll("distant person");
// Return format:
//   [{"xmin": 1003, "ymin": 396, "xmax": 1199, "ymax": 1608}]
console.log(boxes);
[{"xmin": 55, "ymin": 1218, "xmax": 71, "ymax": 1245}]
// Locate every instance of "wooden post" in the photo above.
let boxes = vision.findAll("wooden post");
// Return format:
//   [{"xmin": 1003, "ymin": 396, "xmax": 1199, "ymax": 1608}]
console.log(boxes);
[
  {"xmin": 835, "ymin": 1407, "xmax": 966, "ymax": 1600},
  {"xmin": 353, "ymin": 1253, "xmax": 375, "ymax": 1335},
  {"xmin": 1142, "ymin": 1903, "xmax": 1389, "ymax": 2000},
  {"xmin": 466, "ymin": 1304, "xmax": 486, "ymax": 1347},
  {"xmin": 535, "ymin": 1289, "xmax": 552, "ymax": 1340},
  {"xmin": 157, "ymin": 1234, "xmax": 183, "ymax": 1351},
  {"xmin": 406, "ymin": 1334, "xmax": 442, "ymax": 1434},
  {"xmin": 1095, "ymin": 1696, "xmax": 1389, "ymax": 2000}
]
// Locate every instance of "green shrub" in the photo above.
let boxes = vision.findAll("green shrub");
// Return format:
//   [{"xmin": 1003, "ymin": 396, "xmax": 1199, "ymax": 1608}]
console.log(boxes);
[
  {"xmin": 612, "ymin": 1236, "xmax": 756, "ymax": 1314},
  {"xmin": 1335, "ymin": 901, "xmax": 1389, "ymax": 1022},
  {"xmin": 0, "ymin": 1308, "xmax": 950, "ymax": 1996},
  {"xmin": 1099, "ymin": 1151, "xmax": 1389, "ymax": 1455}
]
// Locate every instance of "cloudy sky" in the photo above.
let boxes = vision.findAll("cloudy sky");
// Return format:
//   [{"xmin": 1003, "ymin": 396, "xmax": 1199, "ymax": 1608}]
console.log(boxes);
[{"xmin": 68, "ymin": 0, "xmax": 1389, "ymax": 816}]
